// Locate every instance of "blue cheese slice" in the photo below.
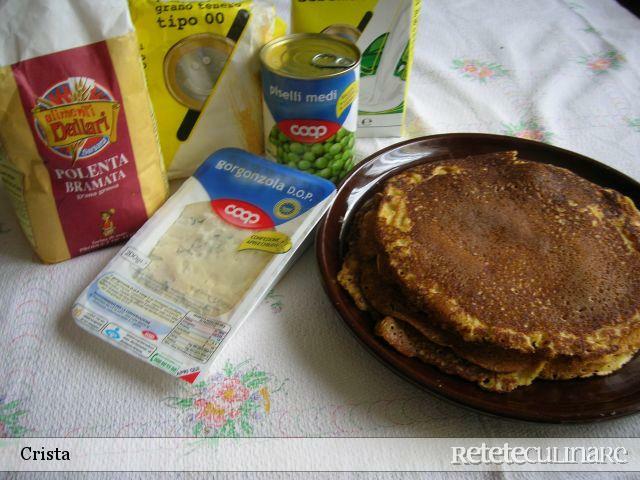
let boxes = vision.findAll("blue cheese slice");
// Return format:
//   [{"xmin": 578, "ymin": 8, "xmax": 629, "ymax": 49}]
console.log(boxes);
[{"xmin": 134, "ymin": 201, "xmax": 272, "ymax": 317}]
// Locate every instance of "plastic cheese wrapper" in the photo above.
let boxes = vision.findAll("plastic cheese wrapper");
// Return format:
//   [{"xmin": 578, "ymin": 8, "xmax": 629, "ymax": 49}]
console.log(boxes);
[
  {"xmin": 0, "ymin": 0, "xmax": 168, "ymax": 263},
  {"xmin": 72, "ymin": 148, "xmax": 335, "ymax": 382},
  {"xmin": 291, "ymin": 0, "xmax": 421, "ymax": 138},
  {"xmin": 129, "ymin": 0, "xmax": 283, "ymax": 179}
]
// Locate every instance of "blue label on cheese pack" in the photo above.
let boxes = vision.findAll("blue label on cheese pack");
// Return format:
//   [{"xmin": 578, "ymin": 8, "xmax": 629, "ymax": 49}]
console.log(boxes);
[{"xmin": 195, "ymin": 148, "xmax": 336, "ymax": 227}]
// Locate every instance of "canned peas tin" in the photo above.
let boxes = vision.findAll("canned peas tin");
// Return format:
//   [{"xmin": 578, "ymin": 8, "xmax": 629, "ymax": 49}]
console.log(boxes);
[{"xmin": 260, "ymin": 33, "xmax": 361, "ymax": 183}]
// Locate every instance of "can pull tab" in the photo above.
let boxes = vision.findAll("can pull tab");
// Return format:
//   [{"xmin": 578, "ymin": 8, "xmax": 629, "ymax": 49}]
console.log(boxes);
[{"xmin": 311, "ymin": 53, "xmax": 356, "ymax": 69}]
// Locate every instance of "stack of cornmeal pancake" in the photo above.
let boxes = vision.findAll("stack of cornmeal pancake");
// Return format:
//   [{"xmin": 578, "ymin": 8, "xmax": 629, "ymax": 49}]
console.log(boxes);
[{"xmin": 338, "ymin": 151, "xmax": 640, "ymax": 392}]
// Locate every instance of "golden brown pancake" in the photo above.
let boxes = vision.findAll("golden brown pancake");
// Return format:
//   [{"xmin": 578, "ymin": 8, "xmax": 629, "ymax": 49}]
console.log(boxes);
[
  {"xmin": 540, "ymin": 325, "xmax": 640, "ymax": 380},
  {"xmin": 540, "ymin": 352, "xmax": 635, "ymax": 380},
  {"xmin": 337, "ymin": 196, "xmax": 381, "ymax": 311},
  {"xmin": 350, "ymin": 203, "xmax": 545, "ymax": 373},
  {"xmin": 375, "ymin": 317, "xmax": 544, "ymax": 392},
  {"xmin": 337, "ymin": 152, "xmax": 640, "ymax": 391},
  {"xmin": 376, "ymin": 153, "xmax": 640, "ymax": 357},
  {"xmin": 358, "ymin": 259, "xmax": 546, "ymax": 373},
  {"xmin": 337, "ymin": 252, "xmax": 369, "ymax": 312},
  {"xmin": 343, "ymin": 251, "xmax": 638, "ymax": 385},
  {"xmin": 346, "ymin": 251, "xmax": 638, "ymax": 382}
]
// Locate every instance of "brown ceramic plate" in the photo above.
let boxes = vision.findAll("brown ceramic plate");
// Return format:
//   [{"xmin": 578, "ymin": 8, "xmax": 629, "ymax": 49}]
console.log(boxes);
[{"xmin": 316, "ymin": 133, "xmax": 640, "ymax": 423}]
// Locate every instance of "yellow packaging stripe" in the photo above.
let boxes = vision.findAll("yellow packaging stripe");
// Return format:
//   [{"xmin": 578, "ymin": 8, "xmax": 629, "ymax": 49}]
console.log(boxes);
[
  {"xmin": 107, "ymin": 33, "xmax": 169, "ymax": 219},
  {"xmin": 291, "ymin": 0, "xmax": 379, "ymax": 30},
  {"xmin": 0, "ymin": 66, "xmax": 70, "ymax": 263},
  {"xmin": 237, "ymin": 231, "xmax": 292, "ymax": 254}
]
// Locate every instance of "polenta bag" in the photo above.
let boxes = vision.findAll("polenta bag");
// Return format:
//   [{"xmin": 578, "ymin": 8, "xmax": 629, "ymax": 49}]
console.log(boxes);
[{"xmin": 0, "ymin": 0, "xmax": 168, "ymax": 263}]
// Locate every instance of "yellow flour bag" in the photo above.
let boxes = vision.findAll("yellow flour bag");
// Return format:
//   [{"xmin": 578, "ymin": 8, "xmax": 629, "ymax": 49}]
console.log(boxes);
[
  {"xmin": 129, "ymin": 0, "xmax": 282, "ymax": 179},
  {"xmin": 0, "ymin": 0, "xmax": 168, "ymax": 263}
]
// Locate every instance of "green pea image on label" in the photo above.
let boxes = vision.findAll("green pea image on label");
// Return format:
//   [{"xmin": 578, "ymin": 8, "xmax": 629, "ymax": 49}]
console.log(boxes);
[{"xmin": 268, "ymin": 125, "xmax": 356, "ymax": 183}]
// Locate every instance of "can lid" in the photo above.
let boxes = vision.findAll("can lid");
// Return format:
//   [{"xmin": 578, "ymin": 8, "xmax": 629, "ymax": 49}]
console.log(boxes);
[{"xmin": 260, "ymin": 33, "xmax": 360, "ymax": 79}]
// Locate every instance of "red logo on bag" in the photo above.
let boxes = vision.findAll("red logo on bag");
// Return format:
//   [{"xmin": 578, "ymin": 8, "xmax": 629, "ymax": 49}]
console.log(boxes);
[
  {"xmin": 278, "ymin": 119, "xmax": 340, "ymax": 143},
  {"xmin": 32, "ymin": 77, "xmax": 120, "ymax": 162},
  {"xmin": 211, "ymin": 199, "xmax": 274, "ymax": 230}
]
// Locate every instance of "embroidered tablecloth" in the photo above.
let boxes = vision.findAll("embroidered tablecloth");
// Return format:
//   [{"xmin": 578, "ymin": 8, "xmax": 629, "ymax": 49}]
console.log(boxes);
[{"xmin": 1, "ymin": 0, "xmax": 640, "ymax": 477}]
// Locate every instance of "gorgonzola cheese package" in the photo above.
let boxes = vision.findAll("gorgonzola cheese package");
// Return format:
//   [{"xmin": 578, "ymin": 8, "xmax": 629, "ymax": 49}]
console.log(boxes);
[{"xmin": 72, "ymin": 148, "xmax": 335, "ymax": 382}]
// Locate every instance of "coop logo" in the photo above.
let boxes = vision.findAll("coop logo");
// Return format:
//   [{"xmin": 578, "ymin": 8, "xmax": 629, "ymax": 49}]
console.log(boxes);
[
  {"xmin": 226, "ymin": 205, "xmax": 259, "ymax": 224},
  {"xmin": 278, "ymin": 119, "xmax": 340, "ymax": 143},
  {"xmin": 292, "ymin": 124, "xmax": 326, "ymax": 139},
  {"xmin": 211, "ymin": 199, "xmax": 274, "ymax": 230},
  {"xmin": 31, "ymin": 77, "xmax": 120, "ymax": 161}
]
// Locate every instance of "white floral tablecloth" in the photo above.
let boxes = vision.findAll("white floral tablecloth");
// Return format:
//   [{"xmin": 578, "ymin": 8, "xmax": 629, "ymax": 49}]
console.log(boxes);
[{"xmin": 1, "ymin": 0, "xmax": 640, "ymax": 478}]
